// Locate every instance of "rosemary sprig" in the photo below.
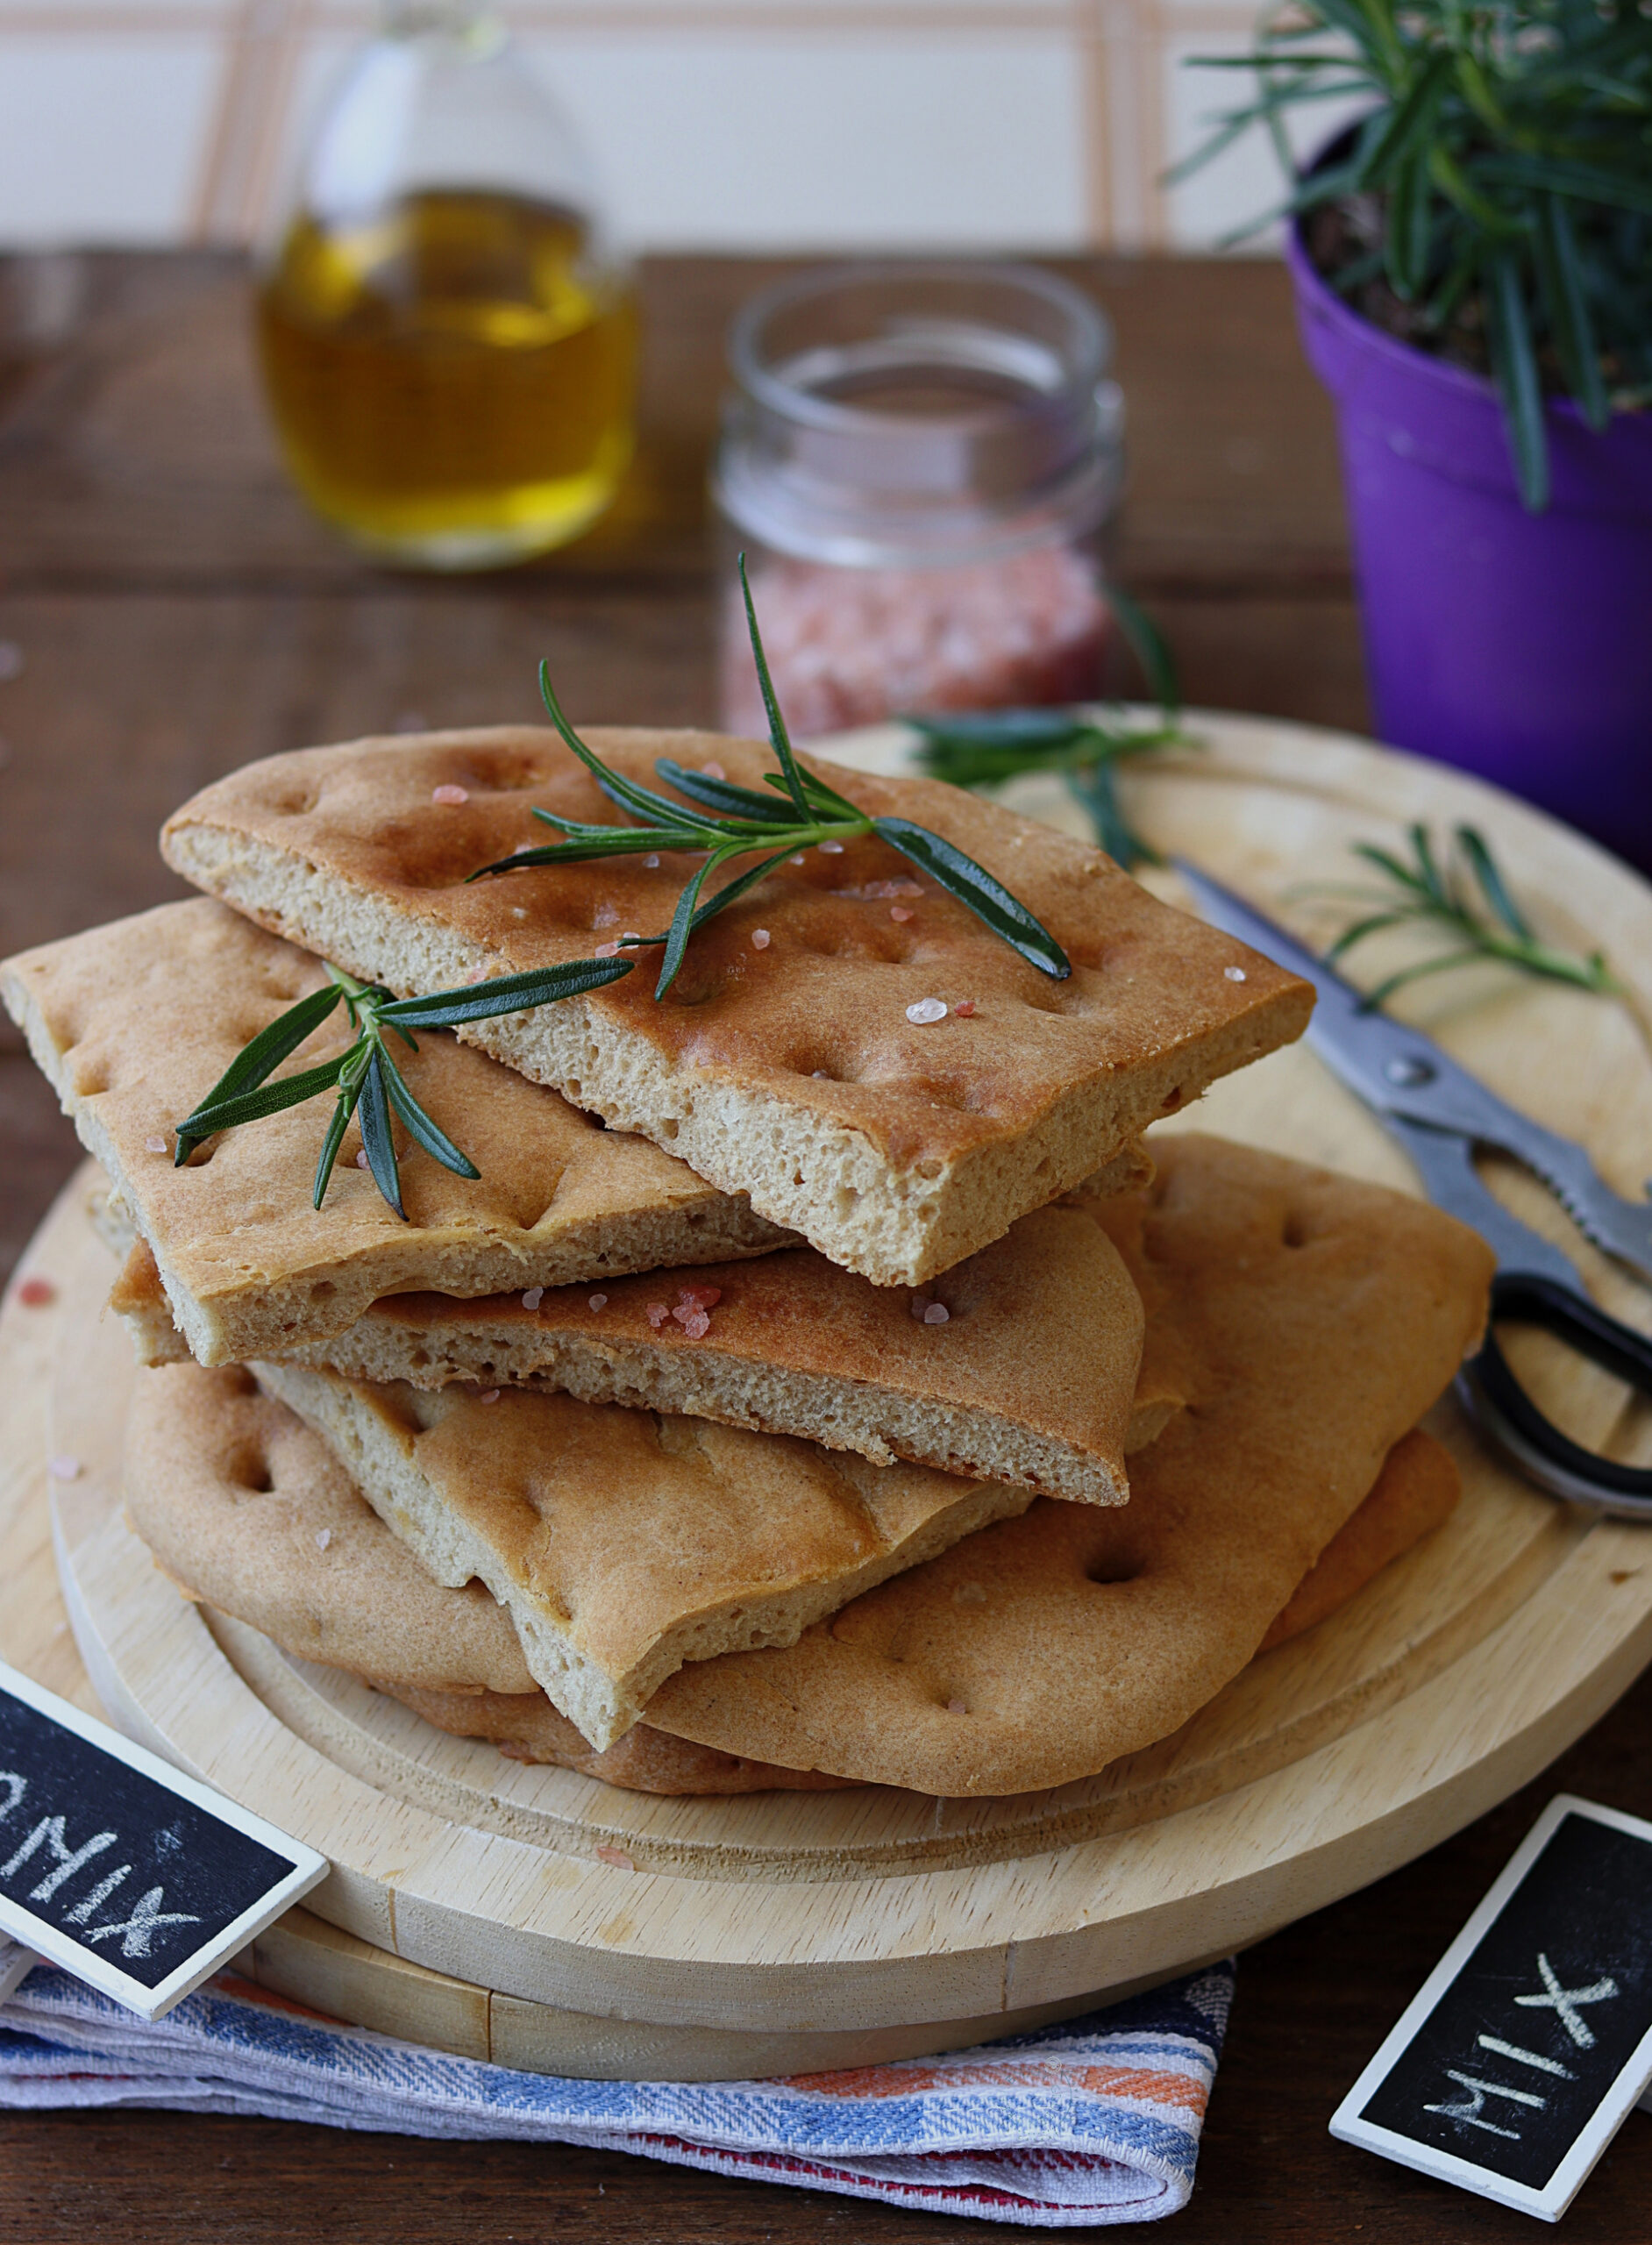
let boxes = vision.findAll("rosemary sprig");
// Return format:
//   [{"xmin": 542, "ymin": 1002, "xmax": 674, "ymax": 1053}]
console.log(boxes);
[
  {"xmin": 174, "ymin": 955, "xmax": 633, "ymax": 1218},
  {"xmin": 1310, "ymin": 822, "xmax": 1620, "ymax": 1007},
  {"xmin": 467, "ymin": 559, "xmax": 1072, "ymax": 995},
  {"xmin": 902, "ymin": 587, "xmax": 1188, "ymax": 869}
]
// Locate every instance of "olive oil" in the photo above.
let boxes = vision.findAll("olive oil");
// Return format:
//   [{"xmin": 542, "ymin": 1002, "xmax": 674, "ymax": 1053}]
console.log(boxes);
[{"xmin": 256, "ymin": 191, "xmax": 637, "ymax": 568}]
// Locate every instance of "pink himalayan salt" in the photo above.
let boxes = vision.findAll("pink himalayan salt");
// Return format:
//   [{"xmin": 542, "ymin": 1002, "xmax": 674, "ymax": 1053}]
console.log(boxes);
[
  {"xmin": 889, "ymin": 905, "xmax": 913, "ymax": 923},
  {"xmin": 47, "ymin": 1455, "xmax": 81, "ymax": 1480},
  {"xmin": 701, "ymin": 760, "xmax": 727, "ymax": 780},
  {"xmin": 145, "ymin": 1135, "xmax": 168, "ymax": 1154},
  {"xmin": 316, "ymin": 1529, "xmax": 332, "ymax": 1552},
  {"xmin": 646, "ymin": 1302, "xmax": 672, "ymax": 1329},
  {"xmin": 751, "ymin": 928, "xmax": 771, "ymax": 951},
  {"xmin": 674, "ymin": 1309, "xmax": 711, "ymax": 1339},
  {"xmin": 17, "ymin": 1277, "xmax": 54, "ymax": 1307},
  {"xmin": 355, "ymin": 1149, "xmax": 370, "ymax": 1169},
  {"xmin": 595, "ymin": 1845, "xmax": 635, "ymax": 1871},
  {"xmin": 588, "ymin": 1293, "xmax": 609, "ymax": 1312},
  {"xmin": 594, "ymin": 941, "xmax": 622, "ymax": 959},
  {"xmin": 922, "ymin": 1302, "xmax": 951, "ymax": 1326},
  {"xmin": 679, "ymin": 1284, "xmax": 722, "ymax": 1310},
  {"xmin": 522, "ymin": 1286, "xmax": 545, "ymax": 1311},
  {"xmin": 480, "ymin": 1389, "xmax": 501, "ymax": 1405},
  {"xmin": 955, "ymin": 999, "xmax": 978, "ymax": 1017},
  {"xmin": 906, "ymin": 997, "xmax": 947, "ymax": 1025},
  {"xmin": 431, "ymin": 783, "xmax": 469, "ymax": 806},
  {"xmin": 720, "ymin": 546, "xmax": 1110, "ymax": 738}
]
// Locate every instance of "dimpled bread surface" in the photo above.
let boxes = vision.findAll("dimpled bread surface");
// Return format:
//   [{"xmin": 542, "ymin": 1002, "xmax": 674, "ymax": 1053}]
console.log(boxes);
[
  {"xmin": 122, "ymin": 1364, "xmax": 837, "ymax": 1796},
  {"xmin": 160, "ymin": 728, "xmax": 1314, "ymax": 1286},
  {"xmin": 121, "ymin": 1355, "xmax": 1456, "ymax": 1799},
  {"xmin": 644, "ymin": 1136, "xmax": 1494, "ymax": 1793},
  {"xmin": 249, "ymin": 1358, "xmax": 1038, "ymax": 1750},
  {"xmin": 0, "ymin": 900, "xmax": 791, "ymax": 1364}
]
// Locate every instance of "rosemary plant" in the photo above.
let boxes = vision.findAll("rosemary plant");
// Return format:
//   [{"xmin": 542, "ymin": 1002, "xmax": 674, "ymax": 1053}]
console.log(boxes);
[
  {"xmin": 470, "ymin": 562, "xmax": 1072, "ymax": 993},
  {"xmin": 1175, "ymin": 0, "xmax": 1652, "ymax": 509},
  {"xmin": 1313, "ymin": 821, "xmax": 1619, "ymax": 1002}
]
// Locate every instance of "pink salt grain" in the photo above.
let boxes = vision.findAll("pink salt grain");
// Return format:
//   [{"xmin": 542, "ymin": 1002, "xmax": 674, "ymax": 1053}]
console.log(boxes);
[
  {"xmin": 946, "ymin": 1698, "xmax": 968, "ymax": 1716},
  {"xmin": 906, "ymin": 997, "xmax": 947, "ymax": 1026},
  {"xmin": 466, "ymin": 963, "xmax": 491, "ymax": 983},
  {"xmin": 674, "ymin": 1309, "xmax": 711, "ymax": 1339},
  {"xmin": 644, "ymin": 854, "xmax": 661, "ymax": 869},
  {"xmin": 1225, "ymin": 966, "xmax": 1247, "ymax": 982},
  {"xmin": 645, "ymin": 1302, "xmax": 672, "ymax": 1329},
  {"xmin": 17, "ymin": 1277, "xmax": 54, "ymax": 1308},
  {"xmin": 431, "ymin": 784, "xmax": 469, "ymax": 807},
  {"xmin": 595, "ymin": 1845, "xmax": 635, "ymax": 1871},
  {"xmin": 355, "ymin": 1149, "xmax": 370, "ymax": 1169},
  {"xmin": 47, "ymin": 1455, "xmax": 81, "ymax": 1481},
  {"xmin": 594, "ymin": 940, "xmax": 622, "ymax": 959},
  {"xmin": 955, "ymin": 999, "xmax": 978, "ymax": 1018},
  {"xmin": 679, "ymin": 1284, "xmax": 722, "ymax": 1310},
  {"xmin": 701, "ymin": 760, "xmax": 727, "ymax": 780},
  {"xmin": 316, "ymin": 1529, "xmax": 332, "ymax": 1552},
  {"xmin": 818, "ymin": 839, "xmax": 844, "ymax": 855},
  {"xmin": 922, "ymin": 1302, "xmax": 951, "ymax": 1326},
  {"xmin": 521, "ymin": 1286, "xmax": 545, "ymax": 1311},
  {"xmin": 889, "ymin": 906, "xmax": 913, "ymax": 923},
  {"xmin": 751, "ymin": 929, "xmax": 771, "ymax": 951},
  {"xmin": 480, "ymin": 1389, "xmax": 501, "ymax": 1405},
  {"xmin": 588, "ymin": 1293, "xmax": 609, "ymax": 1312},
  {"xmin": 145, "ymin": 1135, "xmax": 168, "ymax": 1154}
]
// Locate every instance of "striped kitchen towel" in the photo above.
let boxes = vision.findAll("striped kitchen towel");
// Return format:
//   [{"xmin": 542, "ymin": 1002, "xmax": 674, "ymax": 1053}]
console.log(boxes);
[{"xmin": 0, "ymin": 1955, "xmax": 1232, "ymax": 2226}]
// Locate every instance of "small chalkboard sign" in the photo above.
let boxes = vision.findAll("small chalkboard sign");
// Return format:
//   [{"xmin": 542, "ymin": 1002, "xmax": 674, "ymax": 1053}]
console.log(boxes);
[
  {"xmin": 1332, "ymin": 1794, "xmax": 1652, "ymax": 2221},
  {"xmin": 0, "ymin": 1657, "xmax": 325, "ymax": 2020}
]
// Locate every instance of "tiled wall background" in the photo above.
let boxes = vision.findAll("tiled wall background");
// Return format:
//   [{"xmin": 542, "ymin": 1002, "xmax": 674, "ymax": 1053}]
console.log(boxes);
[{"xmin": 0, "ymin": 0, "xmax": 1339, "ymax": 254}]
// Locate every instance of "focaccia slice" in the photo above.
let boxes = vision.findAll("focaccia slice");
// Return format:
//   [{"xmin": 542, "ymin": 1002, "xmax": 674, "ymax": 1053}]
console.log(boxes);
[{"xmin": 160, "ymin": 728, "xmax": 1313, "ymax": 1285}]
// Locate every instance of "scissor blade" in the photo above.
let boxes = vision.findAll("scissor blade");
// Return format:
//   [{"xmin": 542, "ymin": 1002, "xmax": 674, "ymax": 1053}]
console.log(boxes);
[
  {"xmin": 1381, "ymin": 1116, "xmax": 1581, "ymax": 1288},
  {"xmin": 1176, "ymin": 860, "xmax": 1652, "ymax": 1286}
]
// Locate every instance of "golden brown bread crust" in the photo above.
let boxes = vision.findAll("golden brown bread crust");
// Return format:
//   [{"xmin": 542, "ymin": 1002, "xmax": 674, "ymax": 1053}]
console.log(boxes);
[
  {"xmin": 120, "ymin": 1358, "xmax": 1459, "ymax": 1799},
  {"xmin": 644, "ymin": 1135, "xmax": 1495, "ymax": 1792},
  {"xmin": 248, "ymin": 1356, "xmax": 1037, "ymax": 1750},
  {"xmin": 1257, "ymin": 1426, "xmax": 1460, "ymax": 1652},
  {"xmin": 250, "ymin": 1202, "xmax": 1148, "ymax": 1504},
  {"xmin": 160, "ymin": 728, "xmax": 1314, "ymax": 1285},
  {"xmin": 1, "ymin": 900, "xmax": 791, "ymax": 1365}
]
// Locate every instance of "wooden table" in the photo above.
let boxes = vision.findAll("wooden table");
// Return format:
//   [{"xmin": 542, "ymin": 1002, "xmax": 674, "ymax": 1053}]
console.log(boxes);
[{"xmin": 1, "ymin": 249, "xmax": 1648, "ymax": 2241}]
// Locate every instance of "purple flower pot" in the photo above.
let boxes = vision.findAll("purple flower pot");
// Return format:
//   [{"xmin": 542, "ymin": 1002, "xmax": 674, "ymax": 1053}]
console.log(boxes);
[{"xmin": 1285, "ymin": 225, "xmax": 1652, "ymax": 871}]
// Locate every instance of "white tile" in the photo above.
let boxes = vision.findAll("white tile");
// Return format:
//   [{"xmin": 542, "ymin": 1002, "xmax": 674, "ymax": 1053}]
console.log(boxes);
[
  {"xmin": 523, "ymin": 32, "xmax": 1088, "ymax": 249},
  {"xmin": 0, "ymin": 39, "xmax": 223, "ymax": 245}
]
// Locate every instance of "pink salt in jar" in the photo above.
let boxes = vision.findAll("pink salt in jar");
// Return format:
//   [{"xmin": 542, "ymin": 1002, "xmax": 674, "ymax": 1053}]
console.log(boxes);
[{"xmin": 714, "ymin": 263, "xmax": 1124, "ymax": 738}]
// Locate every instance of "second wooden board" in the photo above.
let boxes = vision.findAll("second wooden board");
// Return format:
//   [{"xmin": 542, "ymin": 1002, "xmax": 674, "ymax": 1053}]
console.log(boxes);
[{"xmin": 26, "ymin": 709, "xmax": 1652, "ymax": 2066}]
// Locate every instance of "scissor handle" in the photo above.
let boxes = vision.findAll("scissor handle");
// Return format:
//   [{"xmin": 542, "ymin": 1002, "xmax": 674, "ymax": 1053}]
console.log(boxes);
[{"xmin": 1458, "ymin": 1272, "xmax": 1652, "ymax": 1517}]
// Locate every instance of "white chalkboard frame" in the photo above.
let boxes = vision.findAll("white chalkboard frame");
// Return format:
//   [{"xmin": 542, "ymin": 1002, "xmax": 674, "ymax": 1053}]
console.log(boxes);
[
  {"xmin": 0, "ymin": 1659, "xmax": 327, "ymax": 2020},
  {"xmin": 1330, "ymin": 1793, "xmax": 1652, "ymax": 2223}
]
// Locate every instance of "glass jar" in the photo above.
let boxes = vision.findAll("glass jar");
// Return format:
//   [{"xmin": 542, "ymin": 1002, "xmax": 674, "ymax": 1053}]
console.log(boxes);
[
  {"xmin": 714, "ymin": 262, "xmax": 1124, "ymax": 738},
  {"xmin": 254, "ymin": 0, "xmax": 637, "ymax": 570}
]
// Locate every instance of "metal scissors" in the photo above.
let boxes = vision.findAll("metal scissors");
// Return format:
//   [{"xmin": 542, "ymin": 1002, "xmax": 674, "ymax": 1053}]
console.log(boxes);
[{"xmin": 1178, "ymin": 863, "xmax": 1652, "ymax": 1518}]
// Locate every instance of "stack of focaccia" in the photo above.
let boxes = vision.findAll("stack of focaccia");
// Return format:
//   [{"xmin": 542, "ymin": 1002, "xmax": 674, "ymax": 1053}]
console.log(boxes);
[{"xmin": 2, "ymin": 727, "xmax": 1495, "ymax": 1797}]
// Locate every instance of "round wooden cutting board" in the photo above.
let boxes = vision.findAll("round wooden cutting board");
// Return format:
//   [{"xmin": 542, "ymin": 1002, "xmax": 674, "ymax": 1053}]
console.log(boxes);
[{"xmin": 7, "ymin": 709, "xmax": 1652, "ymax": 2078}]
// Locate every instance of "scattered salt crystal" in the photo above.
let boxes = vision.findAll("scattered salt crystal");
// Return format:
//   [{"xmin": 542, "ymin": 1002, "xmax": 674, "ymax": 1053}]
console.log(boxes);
[
  {"xmin": 906, "ymin": 997, "xmax": 947, "ymax": 1025},
  {"xmin": 511, "ymin": 906, "xmax": 528, "ymax": 920},
  {"xmin": 466, "ymin": 963, "xmax": 491, "ymax": 983},
  {"xmin": 811, "ymin": 1069, "xmax": 830, "ymax": 1078},
  {"xmin": 588, "ymin": 1293, "xmax": 609, "ymax": 1312},
  {"xmin": 1225, "ymin": 966, "xmax": 1247, "ymax": 982},
  {"xmin": 355, "ymin": 1149, "xmax": 371, "ymax": 1169},
  {"xmin": 145, "ymin": 1135, "xmax": 168, "ymax": 1154},
  {"xmin": 922, "ymin": 1302, "xmax": 951, "ymax": 1326},
  {"xmin": 0, "ymin": 641, "xmax": 24, "ymax": 681},
  {"xmin": 790, "ymin": 855, "xmax": 805, "ymax": 866},
  {"xmin": 818, "ymin": 839, "xmax": 844, "ymax": 855},
  {"xmin": 644, "ymin": 854, "xmax": 661, "ymax": 869},
  {"xmin": 513, "ymin": 841, "xmax": 536, "ymax": 854},
  {"xmin": 46, "ymin": 1455, "xmax": 81, "ymax": 1481},
  {"xmin": 701, "ymin": 760, "xmax": 727, "ymax": 780},
  {"xmin": 431, "ymin": 783, "xmax": 469, "ymax": 806},
  {"xmin": 889, "ymin": 906, "xmax": 913, "ymax": 923},
  {"xmin": 479, "ymin": 1389, "xmax": 501, "ymax": 1405},
  {"xmin": 521, "ymin": 1286, "xmax": 545, "ymax": 1311},
  {"xmin": 316, "ymin": 1529, "xmax": 332, "ymax": 1552},
  {"xmin": 594, "ymin": 941, "xmax": 622, "ymax": 959},
  {"xmin": 674, "ymin": 1308, "xmax": 711, "ymax": 1339},
  {"xmin": 645, "ymin": 1301, "xmax": 671, "ymax": 1329},
  {"xmin": 595, "ymin": 1845, "xmax": 635, "ymax": 1871},
  {"xmin": 679, "ymin": 1284, "xmax": 722, "ymax": 1310},
  {"xmin": 946, "ymin": 1697, "xmax": 968, "ymax": 1715},
  {"xmin": 751, "ymin": 929, "xmax": 771, "ymax": 951},
  {"xmin": 17, "ymin": 1277, "xmax": 54, "ymax": 1308},
  {"xmin": 954, "ymin": 999, "xmax": 977, "ymax": 1018},
  {"xmin": 954, "ymin": 1582, "xmax": 987, "ymax": 1607}
]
